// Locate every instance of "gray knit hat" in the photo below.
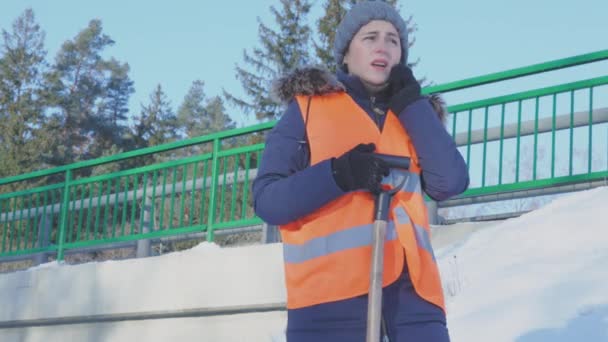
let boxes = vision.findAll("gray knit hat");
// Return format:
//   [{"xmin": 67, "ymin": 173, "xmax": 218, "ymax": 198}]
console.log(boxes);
[{"xmin": 334, "ymin": 1, "xmax": 408, "ymax": 68}]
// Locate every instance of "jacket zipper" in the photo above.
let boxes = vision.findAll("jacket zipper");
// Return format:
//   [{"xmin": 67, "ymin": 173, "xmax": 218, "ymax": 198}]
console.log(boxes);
[{"xmin": 370, "ymin": 96, "xmax": 384, "ymax": 129}]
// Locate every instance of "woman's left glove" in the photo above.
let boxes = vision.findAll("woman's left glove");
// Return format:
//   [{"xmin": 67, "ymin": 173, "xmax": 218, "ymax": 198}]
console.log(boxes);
[{"xmin": 387, "ymin": 64, "xmax": 423, "ymax": 115}]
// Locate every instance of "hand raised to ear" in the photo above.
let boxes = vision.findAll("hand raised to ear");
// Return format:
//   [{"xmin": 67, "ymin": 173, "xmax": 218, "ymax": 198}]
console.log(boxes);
[{"xmin": 387, "ymin": 64, "xmax": 423, "ymax": 115}]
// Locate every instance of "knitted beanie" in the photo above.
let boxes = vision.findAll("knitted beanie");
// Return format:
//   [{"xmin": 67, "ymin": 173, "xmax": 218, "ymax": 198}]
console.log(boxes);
[{"xmin": 334, "ymin": 1, "xmax": 408, "ymax": 68}]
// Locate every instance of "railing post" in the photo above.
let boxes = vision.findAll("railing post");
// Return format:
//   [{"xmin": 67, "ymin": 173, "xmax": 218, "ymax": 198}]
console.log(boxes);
[
  {"xmin": 206, "ymin": 138, "xmax": 221, "ymax": 242},
  {"xmin": 137, "ymin": 180, "xmax": 154, "ymax": 258},
  {"xmin": 427, "ymin": 200, "xmax": 440, "ymax": 225},
  {"xmin": 56, "ymin": 169, "xmax": 72, "ymax": 261},
  {"xmin": 261, "ymin": 223, "xmax": 280, "ymax": 243},
  {"xmin": 32, "ymin": 213, "xmax": 52, "ymax": 266}
]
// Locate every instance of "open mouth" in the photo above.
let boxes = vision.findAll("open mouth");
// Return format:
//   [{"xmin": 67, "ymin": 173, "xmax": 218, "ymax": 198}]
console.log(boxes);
[{"xmin": 371, "ymin": 60, "xmax": 388, "ymax": 69}]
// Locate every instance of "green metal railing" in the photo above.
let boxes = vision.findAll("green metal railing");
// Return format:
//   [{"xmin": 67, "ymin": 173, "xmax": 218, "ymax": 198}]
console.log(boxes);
[
  {"xmin": 447, "ymin": 75, "xmax": 608, "ymax": 197},
  {"xmin": 440, "ymin": 49, "xmax": 608, "ymax": 199},
  {"xmin": 1, "ymin": 49, "xmax": 607, "ymax": 261},
  {"xmin": 0, "ymin": 126, "xmax": 271, "ymax": 261}
]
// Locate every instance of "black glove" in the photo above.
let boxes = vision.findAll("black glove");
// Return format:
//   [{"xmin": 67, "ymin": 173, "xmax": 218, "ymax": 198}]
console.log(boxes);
[
  {"xmin": 331, "ymin": 143, "xmax": 390, "ymax": 194},
  {"xmin": 387, "ymin": 64, "xmax": 422, "ymax": 115}
]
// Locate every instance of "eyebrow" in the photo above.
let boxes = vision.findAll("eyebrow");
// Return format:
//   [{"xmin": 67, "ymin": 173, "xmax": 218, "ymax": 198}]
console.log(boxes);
[{"xmin": 360, "ymin": 30, "xmax": 399, "ymax": 38}]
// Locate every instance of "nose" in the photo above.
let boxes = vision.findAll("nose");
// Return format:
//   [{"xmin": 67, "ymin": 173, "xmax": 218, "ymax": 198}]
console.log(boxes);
[
  {"xmin": 373, "ymin": 40, "xmax": 390, "ymax": 55},
  {"xmin": 372, "ymin": 37, "xmax": 392, "ymax": 54}
]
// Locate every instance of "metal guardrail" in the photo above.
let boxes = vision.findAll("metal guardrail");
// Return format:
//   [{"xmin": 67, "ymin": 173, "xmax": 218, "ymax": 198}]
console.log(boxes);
[{"xmin": 0, "ymin": 303, "xmax": 286, "ymax": 329}]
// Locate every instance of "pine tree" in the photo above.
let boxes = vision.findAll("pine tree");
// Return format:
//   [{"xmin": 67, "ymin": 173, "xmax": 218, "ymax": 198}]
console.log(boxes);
[
  {"xmin": 314, "ymin": 0, "xmax": 357, "ymax": 71},
  {"xmin": 177, "ymin": 80, "xmax": 235, "ymax": 139},
  {"xmin": 224, "ymin": 0, "xmax": 313, "ymax": 121},
  {"xmin": 90, "ymin": 57, "xmax": 134, "ymax": 158},
  {"xmin": 43, "ymin": 19, "xmax": 133, "ymax": 165},
  {"xmin": 176, "ymin": 80, "xmax": 238, "ymax": 159},
  {"xmin": 0, "ymin": 9, "xmax": 50, "ymax": 179},
  {"xmin": 133, "ymin": 84, "xmax": 178, "ymax": 151},
  {"xmin": 203, "ymin": 96, "xmax": 236, "ymax": 134}
]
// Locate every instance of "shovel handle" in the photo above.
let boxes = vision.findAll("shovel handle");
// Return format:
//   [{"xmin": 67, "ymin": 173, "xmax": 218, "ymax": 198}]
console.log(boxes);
[
  {"xmin": 374, "ymin": 154, "xmax": 411, "ymax": 170},
  {"xmin": 366, "ymin": 219, "xmax": 388, "ymax": 342},
  {"xmin": 365, "ymin": 154, "xmax": 410, "ymax": 342}
]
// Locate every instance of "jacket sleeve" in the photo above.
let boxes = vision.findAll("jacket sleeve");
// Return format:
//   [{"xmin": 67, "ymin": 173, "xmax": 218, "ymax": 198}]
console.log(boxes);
[
  {"xmin": 397, "ymin": 98, "xmax": 469, "ymax": 201},
  {"xmin": 252, "ymin": 100, "xmax": 345, "ymax": 225}
]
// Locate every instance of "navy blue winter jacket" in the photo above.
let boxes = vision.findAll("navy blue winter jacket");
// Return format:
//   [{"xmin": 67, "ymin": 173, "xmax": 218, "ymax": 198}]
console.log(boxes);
[{"xmin": 253, "ymin": 68, "xmax": 469, "ymax": 226}]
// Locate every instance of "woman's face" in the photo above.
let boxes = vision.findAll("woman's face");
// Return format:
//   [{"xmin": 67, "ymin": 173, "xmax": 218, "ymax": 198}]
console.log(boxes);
[{"xmin": 343, "ymin": 20, "xmax": 402, "ymax": 91}]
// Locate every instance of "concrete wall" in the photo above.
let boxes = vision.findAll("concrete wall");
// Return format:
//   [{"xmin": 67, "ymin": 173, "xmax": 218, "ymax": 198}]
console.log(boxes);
[
  {"xmin": 0, "ymin": 223, "xmax": 495, "ymax": 342},
  {"xmin": 0, "ymin": 243, "xmax": 287, "ymax": 342}
]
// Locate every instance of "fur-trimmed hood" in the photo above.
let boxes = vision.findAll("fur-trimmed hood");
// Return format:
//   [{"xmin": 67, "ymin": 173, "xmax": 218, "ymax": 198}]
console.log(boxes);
[{"xmin": 271, "ymin": 66, "xmax": 447, "ymax": 122}]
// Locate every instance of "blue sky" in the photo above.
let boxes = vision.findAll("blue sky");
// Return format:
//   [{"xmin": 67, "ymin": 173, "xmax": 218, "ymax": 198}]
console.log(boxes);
[{"xmin": 1, "ymin": 0, "xmax": 607, "ymax": 127}]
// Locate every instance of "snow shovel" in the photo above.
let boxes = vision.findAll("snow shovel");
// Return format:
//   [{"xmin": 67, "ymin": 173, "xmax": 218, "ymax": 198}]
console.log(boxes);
[{"xmin": 366, "ymin": 154, "xmax": 411, "ymax": 342}]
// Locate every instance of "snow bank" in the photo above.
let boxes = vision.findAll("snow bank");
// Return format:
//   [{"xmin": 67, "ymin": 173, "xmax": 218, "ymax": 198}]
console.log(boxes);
[{"xmin": 440, "ymin": 187, "xmax": 608, "ymax": 341}]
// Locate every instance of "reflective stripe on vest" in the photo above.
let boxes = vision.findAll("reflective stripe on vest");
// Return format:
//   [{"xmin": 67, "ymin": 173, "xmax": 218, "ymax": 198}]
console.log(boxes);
[
  {"xmin": 282, "ymin": 170, "xmax": 425, "ymax": 265},
  {"xmin": 393, "ymin": 206, "xmax": 435, "ymax": 261},
  {"xmin": 283, "ymin": 221, "xmax": 399, "ymax": 264}
]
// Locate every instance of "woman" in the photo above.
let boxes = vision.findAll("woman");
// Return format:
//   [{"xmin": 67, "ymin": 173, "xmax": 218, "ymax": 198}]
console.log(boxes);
[{"xmin": 253, "ymin": 2, "xmax": 469, "ymax": 341}]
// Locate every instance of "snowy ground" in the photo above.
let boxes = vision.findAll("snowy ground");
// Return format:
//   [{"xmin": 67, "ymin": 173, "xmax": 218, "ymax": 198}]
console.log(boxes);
[
  {"xmin": 1, "ymin": 186, "xmax": 607, "ymax": 342},
  {"xmin": 438, "ymin": 186, "xmax": 608, "ymax": 341}
]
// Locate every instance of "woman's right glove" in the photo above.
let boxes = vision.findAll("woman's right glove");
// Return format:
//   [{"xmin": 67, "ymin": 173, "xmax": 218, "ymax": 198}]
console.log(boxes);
[{"xmin": 331, "ymin": 143, "xmax": 390, "ymax": 194}]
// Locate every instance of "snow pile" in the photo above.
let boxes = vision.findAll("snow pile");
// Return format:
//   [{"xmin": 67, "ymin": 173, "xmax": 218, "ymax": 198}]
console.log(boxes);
[{"xmin": 439, "ymin": 186, "xmax": 608, "ymax": 341}]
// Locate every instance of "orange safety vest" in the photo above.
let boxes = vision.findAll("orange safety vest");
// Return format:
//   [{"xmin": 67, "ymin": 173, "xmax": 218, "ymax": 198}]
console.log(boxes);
[{"xmin": 279, "ymin": 93, "xmax": 445, "ymax": 312}]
